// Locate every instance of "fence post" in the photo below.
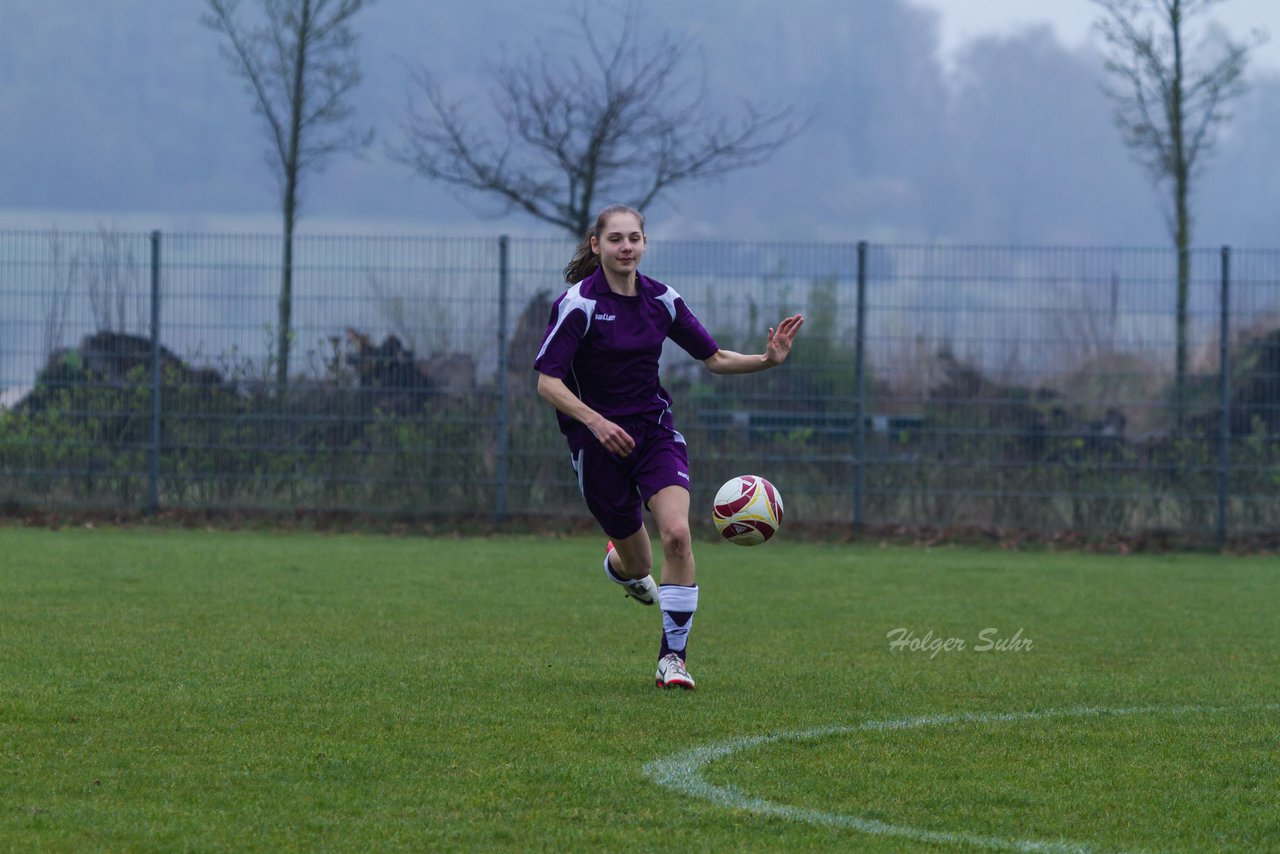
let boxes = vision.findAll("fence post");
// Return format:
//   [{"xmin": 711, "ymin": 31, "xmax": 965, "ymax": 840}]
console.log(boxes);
[
  {"xmin": 495, "ymin": 235, "xmax": 510, "ymax": 523},
  {"xmin": 1216, "ymin": 245, "xmax": 1231, "ymax": 550},
  {"xmin": 853, "ymin": 240, "xmax": 868, "ymax": 528},
  {"xmin": 147, "ymin": 230, "xmax": 162, "ymax": 516}
]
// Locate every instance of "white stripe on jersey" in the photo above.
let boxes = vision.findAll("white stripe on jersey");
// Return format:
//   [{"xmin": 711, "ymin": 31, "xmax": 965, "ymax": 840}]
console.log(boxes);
[
  {"xmin": 654, "ymin": 284, "xmax": 681, "ymax": 321},
  {"xmin": 534, "ymin": 284, "xmax": 596, "ymax": 364}
]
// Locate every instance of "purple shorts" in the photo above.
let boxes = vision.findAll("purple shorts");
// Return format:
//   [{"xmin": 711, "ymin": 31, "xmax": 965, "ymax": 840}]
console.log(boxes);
[{"xmin": 571, "ymin": 419, "xmax": 691, "ymax": 540}]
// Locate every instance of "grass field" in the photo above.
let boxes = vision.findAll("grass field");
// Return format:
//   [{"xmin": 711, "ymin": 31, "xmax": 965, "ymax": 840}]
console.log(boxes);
[{"xmin": 2, "ymin": 526, "xmax": 1277, "ymax": 852}]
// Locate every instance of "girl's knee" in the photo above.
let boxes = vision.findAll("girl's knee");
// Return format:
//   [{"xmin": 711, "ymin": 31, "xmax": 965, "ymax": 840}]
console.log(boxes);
[{"xmin": 661, "ymin": 523, "xmax": 693, "ymax": 559}]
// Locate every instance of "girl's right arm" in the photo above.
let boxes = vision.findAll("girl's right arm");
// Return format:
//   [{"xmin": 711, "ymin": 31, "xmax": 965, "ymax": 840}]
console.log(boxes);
[{"xmin": 536, "ymin": 373, "xmax": 636, "ymax": 457}]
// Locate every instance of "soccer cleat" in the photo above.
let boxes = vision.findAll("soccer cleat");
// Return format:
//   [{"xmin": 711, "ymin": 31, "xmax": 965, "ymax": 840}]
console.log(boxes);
[
  {"xmin": 604, "ymin": 541, "xmax": 657, "ymax": 606},
  {"xmin": 655, "ymin": 653, "xmax": 695, "ymax": 689}
]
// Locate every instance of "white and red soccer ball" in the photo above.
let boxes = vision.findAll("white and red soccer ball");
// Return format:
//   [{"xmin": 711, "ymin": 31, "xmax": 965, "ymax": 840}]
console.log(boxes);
[{"xmin": 712, "ymin": 475, "xmax": 784, "ymax": 546}]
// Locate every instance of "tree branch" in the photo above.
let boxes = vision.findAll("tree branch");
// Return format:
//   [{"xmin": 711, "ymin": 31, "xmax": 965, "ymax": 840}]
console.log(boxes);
[{"xmin": 390, "ymin": 1, "xmax": 804, "ymax": 236}]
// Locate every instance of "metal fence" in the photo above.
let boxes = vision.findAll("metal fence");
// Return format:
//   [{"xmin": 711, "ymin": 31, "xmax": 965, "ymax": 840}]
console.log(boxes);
[{"xmin": 2, "ymin": 229, "xmax": 1277, "ymax": 544}]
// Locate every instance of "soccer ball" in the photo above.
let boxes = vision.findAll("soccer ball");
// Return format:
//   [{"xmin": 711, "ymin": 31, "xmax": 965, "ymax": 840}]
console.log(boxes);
[{"xmin": 712, "ymin": 475, "xmax": 784, "ymax": 546}]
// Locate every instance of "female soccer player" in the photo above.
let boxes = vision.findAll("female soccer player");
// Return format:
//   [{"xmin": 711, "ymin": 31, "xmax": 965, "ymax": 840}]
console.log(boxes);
[{"xmin": 533, "ymin": 204, "xmax": 803, "ymax": 689}]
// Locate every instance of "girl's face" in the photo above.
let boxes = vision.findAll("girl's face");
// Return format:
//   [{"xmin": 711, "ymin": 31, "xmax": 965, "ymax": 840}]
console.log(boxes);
[{"xmin": 591, "ymin": 212, "xmax": 646, "ymax": 279}]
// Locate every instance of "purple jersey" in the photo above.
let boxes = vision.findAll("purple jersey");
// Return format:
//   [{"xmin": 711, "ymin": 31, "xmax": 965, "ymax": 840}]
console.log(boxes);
[{"xmin": 533, "ymin": 267, "xmax": 719, "ymax": 451}]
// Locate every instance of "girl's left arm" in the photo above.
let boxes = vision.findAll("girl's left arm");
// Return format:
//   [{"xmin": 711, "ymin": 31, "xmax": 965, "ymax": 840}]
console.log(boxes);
[{"xmin": 703, "ymin": 314, "xmax": 804, "ymax": 375}]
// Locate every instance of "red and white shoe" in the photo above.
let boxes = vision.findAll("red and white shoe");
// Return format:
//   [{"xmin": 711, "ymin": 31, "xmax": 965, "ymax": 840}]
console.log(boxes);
[
  {"xmin": 603, "ymin": 541, "xmax": 657, "ymax": 605},
  {"xmin": 655, "ymin": 653, "xmax": 695, "ymax": 690}
]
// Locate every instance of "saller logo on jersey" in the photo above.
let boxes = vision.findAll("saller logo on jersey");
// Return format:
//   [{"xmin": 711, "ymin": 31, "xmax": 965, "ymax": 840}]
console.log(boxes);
[{"xmin": 595, "ymin": 313, "xmax": 616, "ymax": 321}]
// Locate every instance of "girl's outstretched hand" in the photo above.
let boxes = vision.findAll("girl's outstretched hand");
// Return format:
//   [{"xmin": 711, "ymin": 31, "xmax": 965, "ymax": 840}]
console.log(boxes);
[{"xmin": 766, "ymin": 314, "xmax": 804, "ymax": 365}]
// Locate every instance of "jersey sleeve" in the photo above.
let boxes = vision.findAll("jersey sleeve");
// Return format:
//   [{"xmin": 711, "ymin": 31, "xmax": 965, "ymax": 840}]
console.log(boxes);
[
  {"xmin": 533, "ymin": 293, "xmax": 589, "ymax": 379},
  {"xmin": 667, "ymin": 296, "xmax": 719, "ymax": 361}
]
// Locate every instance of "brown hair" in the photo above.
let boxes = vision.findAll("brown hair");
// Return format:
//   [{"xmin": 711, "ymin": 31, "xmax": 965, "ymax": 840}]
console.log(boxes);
[{"xmin": 562, "ymin": 204, "xmax": 646, "ymax": 284}]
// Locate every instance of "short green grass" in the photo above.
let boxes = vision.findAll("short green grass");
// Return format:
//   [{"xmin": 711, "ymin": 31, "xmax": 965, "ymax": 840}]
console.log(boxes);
[{"xmin": 1, "ymin": 527, "xmax": 1276, "ymax": 852}]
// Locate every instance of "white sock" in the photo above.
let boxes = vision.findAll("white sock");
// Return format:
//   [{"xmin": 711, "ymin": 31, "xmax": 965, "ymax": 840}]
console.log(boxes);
[{"xmin": 659, "ymin": 584, "xmax": 698, "ymax": 660}]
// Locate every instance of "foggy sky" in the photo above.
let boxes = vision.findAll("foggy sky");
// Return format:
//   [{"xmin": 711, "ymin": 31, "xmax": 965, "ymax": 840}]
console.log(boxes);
[{"xmin": 1, "ymin": 0, "xmax": 1278, "ymax": 247}]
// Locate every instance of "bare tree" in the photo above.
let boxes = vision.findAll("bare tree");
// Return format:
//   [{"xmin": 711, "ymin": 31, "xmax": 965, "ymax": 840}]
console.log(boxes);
[
  {"xmin": 39, "ymin": 228, "xmax": 145, "ymax": 360},
  {"xmin": 204, "ymin": 0, "xmax": 374, "ymax": 396},
  {"xmin": 83, "ymin": 227, "xmax": 144, "ymax": 335},
  {"xmin": 41, "ymin": 230, "xmax": 78, "ymax": 360},
  {"xmin": 390, "ymin": 3, "xmax": 802, "ymax": 237},
  {"xmin": 1092, "ymin": 0, "xmax": 1265, "ymax": 429}
]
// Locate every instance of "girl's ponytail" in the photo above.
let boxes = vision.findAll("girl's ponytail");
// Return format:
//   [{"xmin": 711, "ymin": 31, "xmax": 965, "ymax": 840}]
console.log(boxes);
[{"xmin": 563, "ymin": 229, "xmax": 598, "ymax": 284}]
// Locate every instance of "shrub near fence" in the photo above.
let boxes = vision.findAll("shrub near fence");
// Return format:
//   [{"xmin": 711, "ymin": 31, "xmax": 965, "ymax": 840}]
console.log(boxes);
[{"xmin": 1, "ymin": 231, "xmax": 1277, "ymax": 543}]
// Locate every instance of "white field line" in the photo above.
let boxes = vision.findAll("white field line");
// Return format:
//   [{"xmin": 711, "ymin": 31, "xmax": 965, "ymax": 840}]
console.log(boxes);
[{"xmin": 644, "ymin": 704, "xmax": 1280, "ymax": 853}]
